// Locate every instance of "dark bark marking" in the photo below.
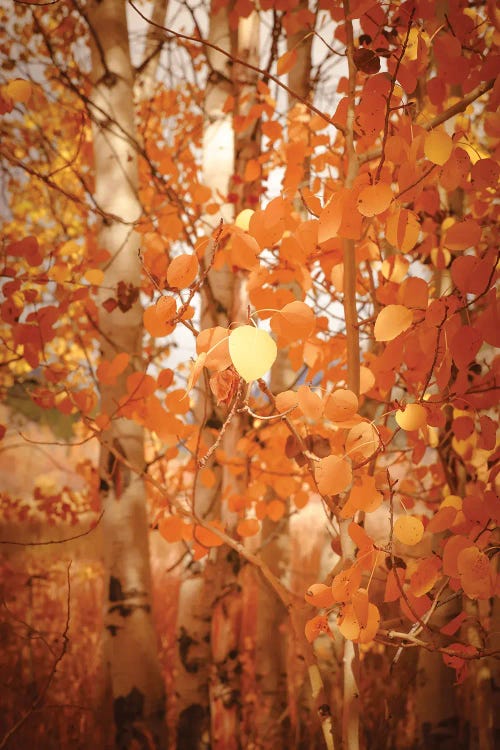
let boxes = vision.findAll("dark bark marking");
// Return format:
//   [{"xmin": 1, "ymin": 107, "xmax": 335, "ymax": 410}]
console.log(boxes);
[{"xmin": 176, "ymin": 704, "xmax": 210, "ymax": 750}]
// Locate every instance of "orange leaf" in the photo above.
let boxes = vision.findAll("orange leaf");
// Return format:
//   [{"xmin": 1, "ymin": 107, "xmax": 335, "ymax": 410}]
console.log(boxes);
[
  {"xmin": 345, "ymin": 421, "xmax": 379, "ymax": 460},
  {"xmin": 384, "ymin": 567, "xmax": 405, "ymax": 602},
  {"xmin": 166, "ymin": 253, "xmax": 199, "ymax": 288},
  {"xmin": 96, "ymin": 352, "xmax": 130, "ymax": 385},
  {"xmin": 386, "ymin": 208, "xmax": 420, "ymax": 252},
  {"xmin": 196, "ymin": 326, "xmax": 231, "ymax": 370},
  {"xmin": 352, "ymin": 588, "xmax": 369, "ymax": 627},
  {"xmin": 158, "ymin": 515, "xmax": 186, "ymax": 543},
  {"xmin": 348, "ymin": 521, "xmax": 374, "ymax": 553},
  {"xmin": 331, "ymin": 565, "xmax": 362, "ymax": 603},
  {"xmin": 442, "ymin": 535, "xmax": 470, "ymax": 578},
  {"xmin": 457, "ymin": 546, "xmax": 493, "ymax": 599},
  {"xmin": 297, "ymin": 384, "xmax": 323, "ymax": 420},
  {"xmin": 338, "ymin": 603, "xmax": 360, "ymax": 640},
  {"xmin": 374, "ymin": 304, "xmax": 413, "ymax": 341},
  {"xmin": 305, "ymin": 614, "xmax": 331, "ymax": 643},
  {"xmin": 267, "ymin": 499, "xmax": 285, "ymax": 522},
  {"xmin": 348, "ymin": 475, "xmax": 383, "ymax": 514},
  {"xmin": 305, "ymin": 583, "xmax": 335, "ymax": 608},
  {"xmin": 315, "ymin": 455, "xmax": 352, "ymax": 496},
  {"xmin": 357, "ymin": 182, "xmax": 393, "ymax": 217},
  {"xmin": 275, "ymin": 390, "xmax": 299, "ymax": 413},
  {"xmin": 318, "ymin": 191, "xmax": 344, "ymax": 244},
  {"xmin": 237, "ymin": 518, "xmax": 261, "ymax": 537},
  {"xmin": 194, "ymin": 521, "xmax": 225, "ymax": 548},
  {"xmin": 270, "ymin": 300, "xmax": 315, "ymax": 343},
  {"xmin": 323, "ymin": 389, "xmax": 358, "ymax": 422},
  {"xmin": 409, "ymin": 555, "xmax": 442, "ymax": 597},
  {"xmin": 277, "ymin": 48, "xmax": 297, "ymax": 76},
  {"xmin": 358, "ymin": 603, "xmax": 380, "ymax": 644},
  {"xmin": 424, "ymin": 129, "xmax": 453, "ymax": 165},
  {"xmin": 444, "ymin": 219, "xmax": 481, "ymax": 251},
  {"xmin": 144, "ymin": 303, "xmax": 175, "ymax": 337}
]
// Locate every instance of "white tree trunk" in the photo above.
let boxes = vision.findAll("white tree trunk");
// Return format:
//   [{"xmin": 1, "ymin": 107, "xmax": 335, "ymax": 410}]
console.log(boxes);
[{"xmin": 88, "ymin": 1, "xmax": 166, "ymax": 747}]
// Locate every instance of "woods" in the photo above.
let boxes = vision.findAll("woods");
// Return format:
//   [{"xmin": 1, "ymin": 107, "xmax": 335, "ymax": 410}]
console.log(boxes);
[{"xmin": 0, "ymin": 0, "xmax": 499, "ymax": 749}]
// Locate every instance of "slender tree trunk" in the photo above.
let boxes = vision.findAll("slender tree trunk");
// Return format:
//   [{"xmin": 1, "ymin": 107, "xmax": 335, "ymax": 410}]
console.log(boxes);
[
  {"xmin": 253, "ymin": 12, "xmax": 315, "ymax": 745},
  {"xmin": 88, "ymin": 1, "xmax": 166, "ymax": 747},
  {"xmin": 174, "ymin": 6, "xmax": 235, "ymax": 747}
]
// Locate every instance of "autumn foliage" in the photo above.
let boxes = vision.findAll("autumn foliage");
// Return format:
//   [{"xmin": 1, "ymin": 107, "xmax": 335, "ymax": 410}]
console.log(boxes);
[{"xmin": 0, "ymin": 0, "xmax": 499, "ymax": 749}]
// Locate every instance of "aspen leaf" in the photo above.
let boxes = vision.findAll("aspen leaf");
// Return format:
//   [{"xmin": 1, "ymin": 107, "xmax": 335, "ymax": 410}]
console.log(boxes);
[
  {"xmin": 305, "ymin": 583, "xmax": 335, "ymax": 608},
  {"xmin": 196, "ymin": 326, "xmax": 231, "ymax": 370},
  {"xmin": 443, "ymin": 535, "xmax": 470, "ymax": 578},
  {"xmin": 324, "ymin": 389, "xmax": 358, "ymax": 422},
  {"xmin": 357, "ymin": 182, "xmax": 393, "ymax": 217},
  {"xmin": 318, "ymin": 192, "xmax": 343, "ymax": 243},
  {"xmin": 424, "ymin": 129, "xmax": 453, "ymax": 165},
  {"xmin": 267, "ymin": 499, "xmax": 285, "ymax": 521},
  {"xmin": 394, "ymin": 515, "xmax": 424, "ymax": 546},
  {"xmin": 270, "ymin": 300, "xmax": 315, "ymax": 342},
  {"xmin": 144, "ymin": 304, "xmax": 174, "ymax": 337},
  {"xmin": 186, "ymin": 352, "xmax": 206, "ymax": 393},
  {"xmin": 237, "ymin": 518, "xmax": 260, "ymax": 537},
  {"xmin": 166, "ymin": 253, "xmax": 199, "ymax": 288},
  {"xmin": 315, "ymin": 455, "xmax": 352, "ymax": 496},
  {"xmin": 374, "ymin": 304, "xmax": 413, "ymax": 341},
  {"xmin": 228, "ymin": 325, "xmax": 277, "ymax": 381},
  {"xmin": 235, "ymin": 208, "xmax": 254, "ymax": 231},
  {"xmin": 84, "ymin": 268, "xmax": 104, "ymax": 285},
  {"xmin": 345, "ymin": 422, "xmax": 379, "ymax": 460},
  {"xmin": 331, "ymin": 565, "xmax": 362, "ymax": 602},
  {"xmin": 353, "ymin": 47, "xmax": 380, "ymax": 74},
  {"xmin": 359, "ymin": 366, "xmax": 375, "ymax": 394},
  {"xmin": 409, "ymin": 556, "xmax": 442, "ymax": 597},
  {"xmin": 275, "ymin": 390, "xmax": 299, "ymax": 413},
  {"xmin": 6, "ymin": 79, "xmax": 32, "ymax": 104},
  {"xmin": 358, "ymin": 603, "xmax": 380, "ymax": 644},
  {"xmin": 338, "ymin": 604, "xmax": 360, "ymax": 640},
  {"xmin": 348, "ymin": 522, "xmax": 374, "ymax": 554},
  {"xmin": 348, "ymin": 475, "xmax": 383, "ymax": 513},
  {"xmin": 194, "ymin": 520, "xmax": 225, "ymax": 548},
  {"xmin": 457, "ymin": 546, "xmax": 493, "ymax": 599},
  {"xmin": 444, "ymin": 219, "xmax": 481, "ymax": 251},
  {"xmin": 297, "ymin": 384, "xmax": 323, "ymax": 420},
  {"xmin": 305, "ymin": 614, "xmax": 331, "ymax": 643},
  {"xmin": 351, "ymin": 588, "xmax": 369, "ymax": 628},
  {"xmin": 384, "ymin": 568, "xmax": 405, "ymax": 602},
  {"xmin": 381, "ymin": 255, "xmax": 409, "ymax": 283},
  {"xmin": 156, "ymin": 295, "xmax": 176, "ymax": 321},
  {"xmin": 277, "ymin": 48, "xmax": 297, "ymax": 76},
  {"xmin": 158, "ymin": 515, "xmax": 186, "ymax": 543},
  {"xmin": 386, "ymin": 208, "xmax": 420, "ymax": 252},
  {"xmin": 395, "ymin": 403, "xmax": 427, "ymax": 431},
  {"xmin": 96, "ymin": 352, "xmax": 130, "ymax": 385}
]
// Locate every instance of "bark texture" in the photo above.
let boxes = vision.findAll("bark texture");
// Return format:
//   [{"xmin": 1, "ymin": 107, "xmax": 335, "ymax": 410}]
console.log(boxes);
[{"xmin": 88, "ymin": 1, "xmax": 166, "ymax": 747}]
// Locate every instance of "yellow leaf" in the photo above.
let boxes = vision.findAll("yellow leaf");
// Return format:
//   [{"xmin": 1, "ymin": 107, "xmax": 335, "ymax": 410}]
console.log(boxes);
[
  {"xmin": 228, "ymin": 325, "xmax": 277, "ymax": 382},
  {"xmin": 395, "ymin": 403, "xmax": 427, "ymax": 431},
  {"xmin": 424, "ymin": 130, "xmax": 453, "ymax": 166},
  {"xmin": 235, "ymin": 209, "xmax": 254, "ymax": 231},
  {"xmin": 84, "ymin": 268, "xmax": 104, "ymax": 285},
  {"xmin": 394, "ymin": 515, "xmax": 424, "ymax": 546},
  {"xmin": 6, "ymin": 79, "xmax": 32, "ymax": 104}
]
